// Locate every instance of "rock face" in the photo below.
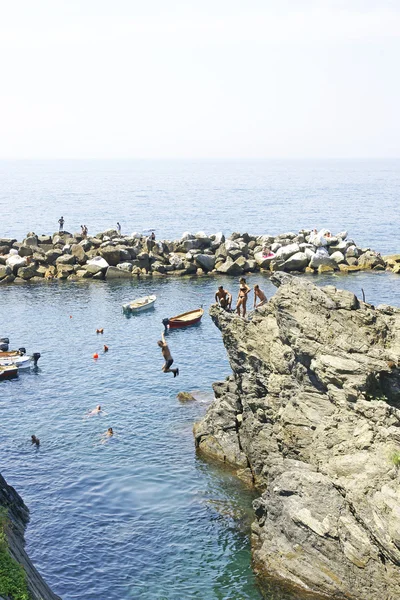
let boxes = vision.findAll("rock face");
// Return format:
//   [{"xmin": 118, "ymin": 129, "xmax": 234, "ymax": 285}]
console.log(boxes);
[
  {"xmin": 194, "ymin": 273, "xmax": 400, "ymax": 600},
  {"xmin": 0, "ymin": 472, "xmax": 60, "ymax": 600}
]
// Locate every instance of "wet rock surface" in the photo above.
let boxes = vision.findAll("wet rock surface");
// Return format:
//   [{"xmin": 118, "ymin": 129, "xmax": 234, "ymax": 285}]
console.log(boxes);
[
  {"xmin": 0, "ymin": 473, "xmax": 61, "ymax": 600},
  {"xmin": 0, "ymin": 228, "xmax": 396, "ymax": 283},
  {"xmin": 193, "ymin": 273, "xmax": 400, "ymax": 600}
]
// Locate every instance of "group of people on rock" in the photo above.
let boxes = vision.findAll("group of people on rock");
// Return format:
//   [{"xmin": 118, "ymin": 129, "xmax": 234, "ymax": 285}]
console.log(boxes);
[{"xmin": 215, "ymin": 278, "xmax": 267, "ymax": 317}]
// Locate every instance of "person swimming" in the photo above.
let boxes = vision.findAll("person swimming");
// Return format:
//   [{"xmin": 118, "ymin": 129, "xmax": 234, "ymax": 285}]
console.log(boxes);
[
  {"xmin": 31, "ymin": 435, "xmax": 40, "ymax": 446},
  {"xmin": 86, "ymin": 405, "xmax": 106, "ymax": 417}
]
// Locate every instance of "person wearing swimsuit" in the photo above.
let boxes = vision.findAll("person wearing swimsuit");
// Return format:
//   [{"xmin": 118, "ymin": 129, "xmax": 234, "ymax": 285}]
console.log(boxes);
[
  {"xmin": 254, "ymin": 284, "xmax": 267, "ymax": 309},
  {"xmin": 236, "ymin": 278, "xmax": 251, "ymax": 317}
]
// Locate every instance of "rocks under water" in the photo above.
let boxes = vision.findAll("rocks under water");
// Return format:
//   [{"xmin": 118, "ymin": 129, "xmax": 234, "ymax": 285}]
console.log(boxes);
[{"xmin": 194, "ymin": 272, "xmax": 400, "ymax": 599}]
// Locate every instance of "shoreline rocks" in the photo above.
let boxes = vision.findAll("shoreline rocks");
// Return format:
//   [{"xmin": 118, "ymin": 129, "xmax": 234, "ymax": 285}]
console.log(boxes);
[
  {"xmin": 193, "ymin": 273, "xmax": 400, "ymax": 600},
  {"xmin": 0, "ymin": 472, "xmax": 61, "ymax": 600},
  {"xmin": 0, "ymin": 229, "xmax": 397, "ymax": 285}
]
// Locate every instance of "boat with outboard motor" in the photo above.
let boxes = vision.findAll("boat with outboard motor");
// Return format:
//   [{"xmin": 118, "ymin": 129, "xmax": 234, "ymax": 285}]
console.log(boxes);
[
  {"xmin": 0, "ymin": 337, "xmax": 9, "ymax": 352},
  {"xmin": 0, "ymin": 347, "xmax": 41, "ymax": 370},
  {"xmin": 163, "ymin": 308, "xmax": 204, "ymax": 329},
  {"xmin": 123, "ymin": 295, "xmax": 156, "ymax": 313},
  {"xmin": 0, "ymin": 364, "xmax": 18, "ymax": 380}
]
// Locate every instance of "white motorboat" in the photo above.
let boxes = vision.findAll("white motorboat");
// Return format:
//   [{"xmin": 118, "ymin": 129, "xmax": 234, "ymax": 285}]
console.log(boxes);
[
  {"xmin": 0, "ymin": 351, "xmax": 40, "ymax": 370},
  {"xmin": 123, "ymin": 294, "xmax": 156, "ymax": 313}
]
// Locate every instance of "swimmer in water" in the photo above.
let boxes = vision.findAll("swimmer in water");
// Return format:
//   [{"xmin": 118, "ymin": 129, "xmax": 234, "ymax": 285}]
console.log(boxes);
[
  {"xmin": 101, "ymin": 427, "xmax": 114, "ymax": 443},
  {"xmin": 31, "ymin": 435, "xmax": 40, "ymax": 447},
  {"xmin": 86, "ymin": 405, "xmax": 107, "ymax": 417}
]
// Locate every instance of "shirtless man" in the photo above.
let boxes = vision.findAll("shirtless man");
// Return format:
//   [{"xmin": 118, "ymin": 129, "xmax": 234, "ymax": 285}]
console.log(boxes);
[
  {"xmin": 215, "ymin": 285, "xmax": 232, "ymax": 310},
  {"xmin": 158, "ymin": 332, "xmax": 179, "ymax": 377},
  {"xmin": 254, "ymin": 284, "xmax": 267, "ymax": 309}
]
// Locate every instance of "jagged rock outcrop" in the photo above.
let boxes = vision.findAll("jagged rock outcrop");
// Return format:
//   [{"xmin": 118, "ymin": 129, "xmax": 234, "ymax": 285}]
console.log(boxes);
[
  {"xmin": 0, "ymin": 473, "xmax": 60, "ymax": 600},
  {"xmin": 194, "ymin": 273, "xmax": 400, "ymax": 600}
]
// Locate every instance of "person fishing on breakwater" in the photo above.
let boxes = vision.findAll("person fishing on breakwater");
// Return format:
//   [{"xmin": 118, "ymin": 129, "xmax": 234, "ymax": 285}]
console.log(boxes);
[
  {"xmin": 158, "ymin": 332, "xmax": 179, "ymax": 377},
  {"xmin": 215, "ymin": 285, "xmax": 232, "ymax": 311},
  {"xmin": 253, "ymin": 284, "xmax": 267, "ymax": 309}
]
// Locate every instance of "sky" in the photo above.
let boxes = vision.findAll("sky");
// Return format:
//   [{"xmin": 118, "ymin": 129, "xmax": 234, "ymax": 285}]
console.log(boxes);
[{"xmin": 1, "ymin": 0, "xmax": 399, "ymax": 159}]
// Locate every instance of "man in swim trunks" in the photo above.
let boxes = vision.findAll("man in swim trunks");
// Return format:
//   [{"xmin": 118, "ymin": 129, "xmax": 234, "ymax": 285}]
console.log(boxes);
[
  {"xmin": 215, "ymin": 285, "xmax": 232, "ymax": 311},
  {"xmin": 158, "ymin": 332, "xmax": 179, "ymax": 377},
  {"xmin": 254, "ymin": 284, "xmax": 267, "ymax": 309}
]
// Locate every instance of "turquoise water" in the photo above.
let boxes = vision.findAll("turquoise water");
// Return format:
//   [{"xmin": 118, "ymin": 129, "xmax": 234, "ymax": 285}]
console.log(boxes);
[
  {"xmin": 1, "ymin": 271, "xmax": 400, "ymax": 600},
  {"xmin": 0, "ymin": 159, "xmax": 399, "ymax": 254}
]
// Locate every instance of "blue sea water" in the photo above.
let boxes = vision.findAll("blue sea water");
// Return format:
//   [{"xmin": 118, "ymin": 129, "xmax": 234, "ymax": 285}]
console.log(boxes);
[
  {"xmin": 0, "ymin": 161, "xmax": 400, "ymax": 600},
  {"xmin": 0, "ymin": 159, "xmax": 399, "ymax": 254}
]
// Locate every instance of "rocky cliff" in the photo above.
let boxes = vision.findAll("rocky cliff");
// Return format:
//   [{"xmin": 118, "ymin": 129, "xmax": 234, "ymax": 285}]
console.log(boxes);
[
  {"xmin": 194, "ymin": 273, "xmax": 400, "ymax": 600},
  {"xmin": 0, "ymin": 473, "xmax": 60, "ymax": 600}
]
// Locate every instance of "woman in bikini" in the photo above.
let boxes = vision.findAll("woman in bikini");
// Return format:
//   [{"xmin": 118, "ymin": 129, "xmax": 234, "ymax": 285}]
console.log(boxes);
[{"xmin": 236, "ymin": 278, "xmax": 251, "ymax": 317}]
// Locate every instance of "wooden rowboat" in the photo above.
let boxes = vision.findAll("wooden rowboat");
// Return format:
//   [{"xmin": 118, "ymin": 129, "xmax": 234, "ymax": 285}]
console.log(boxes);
[
  {"xmin": 163, "ymin": 308, "xmax": 204, "ymax": 329},
  {"xmin": 0, "ymin": 365, "xmax": 18, "ymax": 380},
  {"xmin": 123, "ymin": 294, "xmax": 156, "ymax": 313}
]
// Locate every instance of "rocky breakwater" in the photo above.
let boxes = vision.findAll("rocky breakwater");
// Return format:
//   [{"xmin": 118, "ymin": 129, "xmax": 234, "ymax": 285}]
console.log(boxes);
[
  {"xmin": 0, "ymin": 228, "xmax": 394, "ymax": 285},
  {"xmin": 194, "ymin": 273, "xmax": 400, "ymax": 600},
  {"xmin": 0, "ymin": 473, "xmax": 60, "ymax": 600}
]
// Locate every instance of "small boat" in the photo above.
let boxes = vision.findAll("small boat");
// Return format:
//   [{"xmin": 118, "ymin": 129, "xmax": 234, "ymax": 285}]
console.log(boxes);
[
  {"xmin": 0, "ymin": 365, "xmax": 18, "ymax": 380},
  {"xmin": 163, "ymin": 308, "xmax": 204, "ymax": 329},
  {"xmin": 123, "ymin": 294, "xmax": 156, "ymax": 313},
  {"xmin": 0, "ymin": 350, "xmax": 40, "ymax": 370}
]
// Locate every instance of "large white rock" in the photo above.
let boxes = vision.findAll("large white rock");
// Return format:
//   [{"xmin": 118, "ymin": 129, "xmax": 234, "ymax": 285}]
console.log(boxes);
[
  {"xmin": 224, "ymin": 240, "xmax": 240, "ymax": 252},
  {"xmin": 87, "ymin": 256, "xmax": 109, "ymax": 269},
  {"xmin": 275, "ymin": 243, "xmax": 300, "ymax": 261},
  {"xmin": 195, "ymin": 254, "xmax": 215, "ymax": 272},
  {"xmin": 330, "ymin": 251, "xmax": 346, "ymax": 264},
  {"xmin": 6, "ymin": 255, "xmax": 26, "ymax": 269},
  {"xmin": 283, "ymin": 252, "xmax": 309, "ymax": 271},
  {"xmin": 181, "ymin": 232, "xmax": 194, "ymax": 241}
]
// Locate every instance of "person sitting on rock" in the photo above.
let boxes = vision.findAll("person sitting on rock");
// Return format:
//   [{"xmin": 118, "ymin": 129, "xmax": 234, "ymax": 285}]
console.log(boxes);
[
  {"xmin": 31, "ymin": 435, "xmax": 40, "ymax": 446},
  {"xmin": 254, "ymin": 284, "xmax": 267, "ymax": 309},
  {"xmin": 236, "ymin": 278, "xmax": 251, "ymax": 318},
  {"xmin": 215, "ymin": 285, "xmax": 232, "ymax": 311},
  {"xmin": 262, "ymin": 245, "xmax": 275, "ymax": 258}
]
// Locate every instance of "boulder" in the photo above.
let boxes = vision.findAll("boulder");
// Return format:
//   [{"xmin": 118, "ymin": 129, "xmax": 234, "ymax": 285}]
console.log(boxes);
[
  {"xmin": 211, "ymin": 232, "xmax": 225, "ymax": 250},
  {"xmin": 177, "ymin": 392, "xmax": 197, "ymax": 403},
  {"xmin": 117, "ymin": 262, "xmax": 133, "ymax": 272},
  {"xmin": 18, "ymin": 245, "xmax": 34, "ymax": 257},
  {"xmin": 358, "ymin": 251, "xmax": 385, "ymax": 270},
  {"xmin": 6, "ymin": 255, "xmax": 27, "ymax": 274},
  {"xmin": 17, "ymin": 265, "xmax": 37, "ymax": 280},
  {"xmin": 283, "ymin": 251, "xmax": 308, "ymax": 272},
  {"xmin": 195, "ymin": 254, "xmax": 216, "ymax": 272},
  {"xmin": 99, "ymin": 245, "xmax": 121, "ymax": 266},
  {"xmin": 0, "ymin": 265, "xmax": 11, "ymax": 279},
  {"xmin": 105, "ymin": 266, "xmax": 132, "ymax": 279},
  {"xmin": 182, "ymin": 239, "xmax": 202, "ymax": 251},
  {"xmin": 38, "ymin": 235, "xmax": 52, "ymax": 244},
  {"xmin": 87, "ymin": 256, "xmax": 109, "ymax": 270},
  {"xmin": 71, "ymin": 244, "xmax": 88, "ymax": 264},
  {"xmin": 45, "ymin": 249, "xmax": 63, "ymax": 264},
  {"xmin": 346, "ymin": 245, "xmax": 359, "ymax": 258},
  {"xmin": 56, "ymin": 254, "xmax": 76, "ymax": 265},
  {"xmin": 275, "ymin": 243, "xmax": 300, "ymax": 261},
  {"xmin": 23, "ymin": 233, "xmax": 39, "ymax": 246},
  {"xmin": 330, "ymin": 251, "xmax": 346, "ymax": 264},
  {"xmin": 216, "ymin": 258, "xmax": 244, "ymax": 276},
  {"xmin": 309, "ymin": 253, "xmax": 337, "ymax": 270}
]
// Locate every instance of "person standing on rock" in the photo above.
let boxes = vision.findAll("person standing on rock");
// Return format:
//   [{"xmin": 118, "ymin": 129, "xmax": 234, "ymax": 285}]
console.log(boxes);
[
  {"xmin": 253, "ymin": 284, "xmax": 267, "ymax": 309},
  {"xmin": 158, "ymin": 332, "xmax": 179, "ymax": 377},
  {"xmin": 215, "ymin": 285, "xmax": 232, "ymax": 311},
  {"xmin": 117, "ymin": 222, "xmax": 121, "ymax": 235},
  {"xmin": 236, "ymin": 278, "xmax": 251, "ymax": 317},
  {"xmin": 58, "ymin": 216, "xmax": 64, "ymax": 232}
]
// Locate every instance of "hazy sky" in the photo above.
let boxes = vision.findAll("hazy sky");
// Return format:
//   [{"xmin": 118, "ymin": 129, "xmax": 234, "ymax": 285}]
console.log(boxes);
[{"xmin": 1, "ymin": 1, "xmax": 399, "ymax": 159}]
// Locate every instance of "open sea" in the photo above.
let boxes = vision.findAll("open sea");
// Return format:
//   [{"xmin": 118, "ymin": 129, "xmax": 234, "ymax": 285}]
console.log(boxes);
[{"xmin": 0, "ymin": 160, "xmax": 399, "ymax": 600}]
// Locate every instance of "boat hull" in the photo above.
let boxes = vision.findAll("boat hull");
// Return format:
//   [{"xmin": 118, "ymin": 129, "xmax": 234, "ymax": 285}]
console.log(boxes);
[
  {"xmin": 0, "ymin": 365, "xmax": 18, "ymax": 380},
  {"xmin": 168, "ymin": 316, "xmax": 203, "ymax": 328},
  {"xmin": 0, "ymin": 356, "xmax": 35, "ymax": 370}
]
